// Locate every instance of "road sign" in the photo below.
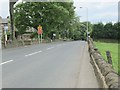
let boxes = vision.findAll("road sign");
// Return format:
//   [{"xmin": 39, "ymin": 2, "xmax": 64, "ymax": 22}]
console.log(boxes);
[
  {"xmin": 37, "ymin": 25, "xmax": 43, "ymax": 44},
  {"xmin": 38, "ymin": 25, "xmax": 42, "ymax": 34}
]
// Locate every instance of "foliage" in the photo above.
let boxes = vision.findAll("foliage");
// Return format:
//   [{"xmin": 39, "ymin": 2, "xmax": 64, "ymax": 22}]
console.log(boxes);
[
  {"xmin": 14, "ymin": 2, "xmax": 75, "ymax": 38},
  {"xmin": 92, "ymin": 22, "xmax": 120, "ymax": 39},
  {"xmin": 92, "ymin": 23, "xmax": 104, "ymax": 39}
]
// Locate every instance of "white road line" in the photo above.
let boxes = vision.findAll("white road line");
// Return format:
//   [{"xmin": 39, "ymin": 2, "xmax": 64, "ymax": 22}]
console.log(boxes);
[
  {"xmin": 25, "ymin": 51, "xmax": 42, "ymax": 57},
  {"xmin": 0, "ymin": 60, "xmax": 13, "ymax": 65},
  {"xmin": 46, "ymin": 47, "xmax": 55, "ymax": 50}
]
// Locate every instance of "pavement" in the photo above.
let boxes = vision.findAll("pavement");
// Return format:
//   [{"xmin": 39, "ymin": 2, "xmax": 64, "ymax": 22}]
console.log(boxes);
[{"xmin": 2, "ymin": 41, "xmax": 99, "ymax": 88}]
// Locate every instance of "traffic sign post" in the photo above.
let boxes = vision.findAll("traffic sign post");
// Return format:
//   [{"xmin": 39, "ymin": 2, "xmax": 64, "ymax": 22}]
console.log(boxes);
[
  {"xmin": 37, "ymin": 25, "xmax": 43, "ymax": 44},
  {"xmin": 38, "ymin": 34, "xmax": 40, "ymax": 44},
  {"xmin": 41, "ymin": 33, "xmax": 42, "ymax": 43}
]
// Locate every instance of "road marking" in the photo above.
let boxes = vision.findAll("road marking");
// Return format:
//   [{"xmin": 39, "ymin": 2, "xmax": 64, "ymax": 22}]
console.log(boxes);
[
  {"xmin": 25, "ymin": 51, "xmax": 42, "ymax": 57},
  {"xmin": 46, "ymin": 47, "xmax": 55, "ymax": 50},
  {"xmin": 0, "ymin": 60, "xmax": 13, "ymax": 65}
]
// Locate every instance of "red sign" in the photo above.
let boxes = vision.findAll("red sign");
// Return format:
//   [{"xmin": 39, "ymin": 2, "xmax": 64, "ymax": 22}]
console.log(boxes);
[{"xmin": 38, "ymin": 25, "xmax": 42, "ymax": 34}]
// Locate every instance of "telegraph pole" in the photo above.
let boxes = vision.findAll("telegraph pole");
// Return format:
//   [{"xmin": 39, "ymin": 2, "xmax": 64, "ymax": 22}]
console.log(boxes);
[{"xmin": 80, "ymin": 7, "xmax": 89, "ymax": 41}]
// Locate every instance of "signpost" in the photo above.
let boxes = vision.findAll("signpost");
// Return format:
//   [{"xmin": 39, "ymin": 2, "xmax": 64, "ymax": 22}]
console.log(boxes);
[{"xmin": 37, "ymin": 25, "xmax": 43, "ymax": 44}]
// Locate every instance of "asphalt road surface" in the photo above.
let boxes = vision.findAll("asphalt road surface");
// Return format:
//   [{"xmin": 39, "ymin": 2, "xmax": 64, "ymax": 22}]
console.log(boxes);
[{"xmin": 2, "ymin": 41, "xmax": 99, "ymax": 88}]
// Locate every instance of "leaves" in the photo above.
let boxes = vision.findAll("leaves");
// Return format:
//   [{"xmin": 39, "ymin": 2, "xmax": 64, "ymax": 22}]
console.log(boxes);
[
  {"xmin": 92, "ymin": 22, "xmax": 119, "ymax": 39},
  {"xmin": 14, "ymin": 2, "xmax": 75, "ymax": 37}
]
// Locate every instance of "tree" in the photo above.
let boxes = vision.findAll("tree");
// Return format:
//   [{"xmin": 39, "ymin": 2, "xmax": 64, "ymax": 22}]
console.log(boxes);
[
  {"xmin": 92, "ymin": 23, "xmax": 104, "ymax": 39},
  {"xmin": 68, "ymin": 17, "xmax": 86, "ymax": 40},
  {"xmin": 104, "ymin": 22, "xmax": 113, "ymax": 39},
  {"xmin": 92, "ymin": 22, "xmax": 119, "ymax": 40},
  {"xmin": 14, "ymin": 2, "xmax": 75, "ymax": 39}
]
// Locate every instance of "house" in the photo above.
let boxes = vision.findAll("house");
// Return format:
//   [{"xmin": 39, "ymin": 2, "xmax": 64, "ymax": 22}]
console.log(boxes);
[
  {"xmin": 0, "ymin": 17, "xmax": 2, "ymax": 48},
  {"xmin": 0, "ymin": 17, "xmax": 9, "ymax": 41},
  {"xmin": 0, "ymin": 16, "xmax": 2, "ymax": 35}
]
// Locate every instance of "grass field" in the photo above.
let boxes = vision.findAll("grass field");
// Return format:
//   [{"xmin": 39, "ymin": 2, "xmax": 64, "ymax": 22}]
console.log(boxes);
[{"xmin": 94, "ymin": 40, "xmax": 119, "ymax": 75}]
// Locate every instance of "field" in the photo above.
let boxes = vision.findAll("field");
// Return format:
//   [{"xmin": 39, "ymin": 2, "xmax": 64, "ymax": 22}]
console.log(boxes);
[{"xmin": 94, "ymin": 39, "xmax": 119, "ymax": 75}]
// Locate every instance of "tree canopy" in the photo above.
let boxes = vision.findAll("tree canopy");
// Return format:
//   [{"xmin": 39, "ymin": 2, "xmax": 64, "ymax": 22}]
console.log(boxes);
[
  {"xmin": 91, "ymin": 22, "xmax": 119, "ymax": 40},
  {"xmin": 14, "ymin": 2, "xmax": 76, "ymax": 39}
]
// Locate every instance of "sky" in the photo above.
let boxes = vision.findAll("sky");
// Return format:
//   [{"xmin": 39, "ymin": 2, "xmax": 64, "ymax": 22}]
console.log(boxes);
[
  {"xmin": 0, "ymin": 0, "xmax": 119, "ymax": 24},
  {"xmin": 74, "ymin": 0, "xmax": 119, "ymax": 24}
]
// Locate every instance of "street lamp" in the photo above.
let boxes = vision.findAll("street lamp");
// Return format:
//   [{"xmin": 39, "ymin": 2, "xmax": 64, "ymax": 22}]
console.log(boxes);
[{"xmin": 80, "ymin": 7, "xmax": 89, "ymax": 41}]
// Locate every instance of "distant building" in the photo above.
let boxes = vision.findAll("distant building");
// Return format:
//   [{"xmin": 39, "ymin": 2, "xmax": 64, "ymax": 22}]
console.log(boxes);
[
  {"xmin": 2, "ymin": 18, "xmax": 8, "ymax": 26},
  {"xmin": 2, "ymin": 18, "xmax": 8, "ymax": 32},
  {"xmin": 0, "ymin": 17, "xmax": 9, "ymax": 32},
  {"xmin": 0, "ymin": 16, "xmax": 2, "ymax": 29},
  {"xmin": 0, "ymin": 16, "xmax": 9, "ymax": 42},
  {"xmin": 0, "ymin": 16, "xmax": 2, "ymax": 25},
  {"xmin": 0, "ymin": 16, "xmax": 2, "ymax": 38},
  {"xmin": 118, "ymin": 1, "xmax": 120, "ymax": 22}
]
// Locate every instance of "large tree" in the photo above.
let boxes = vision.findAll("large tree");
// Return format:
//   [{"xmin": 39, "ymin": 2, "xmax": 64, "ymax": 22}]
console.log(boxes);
[
  {"xmin": 92, "ymin": 23, "xmax": 104, "ymax": 39},
  {"xmin": 92, "ymin": 22, "xmax": 119, "ymax": 40},
  {"xmin": 13, "ymin": 2, "xmax": 75, "ymax": 39}
]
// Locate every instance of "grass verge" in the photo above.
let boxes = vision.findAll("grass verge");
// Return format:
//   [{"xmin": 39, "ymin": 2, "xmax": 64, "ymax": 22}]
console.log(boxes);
[{"xmin": 94, "ymin": 40, "xmax": 119, "ymax": 75}]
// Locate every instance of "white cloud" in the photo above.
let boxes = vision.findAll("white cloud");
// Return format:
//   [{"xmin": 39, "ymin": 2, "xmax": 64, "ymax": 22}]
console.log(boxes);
[
  {"xmin": 96, "ymin": 12, "xmax": 118, "ymax": 18},
  {"xmin": 0, "ymin": 0, "xmax": 118, "ymax": 23},
  {"xmin": 74, "ymin": 2, "xmax": 117, "ymax": 11},
  {"xmin": 0, "ymin": 0, "xmax": 9, "ymax": 18},
  {"xmin": 74, "ymin": 1, "xmax": 118, "ymax": 23},
  {"xmin": 73, "ymin": 0, "xmax": 119, "ymax": 2}
]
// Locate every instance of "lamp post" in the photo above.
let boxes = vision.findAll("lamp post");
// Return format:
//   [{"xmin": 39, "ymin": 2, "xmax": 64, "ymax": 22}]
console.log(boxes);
[{"xmin": 80, "ymin": 7, "xmax": 89, "ymax": 41}]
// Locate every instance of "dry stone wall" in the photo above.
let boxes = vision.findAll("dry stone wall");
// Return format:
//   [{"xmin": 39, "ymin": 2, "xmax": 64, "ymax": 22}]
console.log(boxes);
[{"xmin": 88, "ymin": 38, "xmax": 120, "ymax": 89}]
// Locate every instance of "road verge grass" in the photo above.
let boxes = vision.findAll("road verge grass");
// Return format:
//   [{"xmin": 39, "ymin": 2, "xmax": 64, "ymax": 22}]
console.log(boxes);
[{"xmin": 94, "ymin": 39, "xmax": 119, "ymax": 75}]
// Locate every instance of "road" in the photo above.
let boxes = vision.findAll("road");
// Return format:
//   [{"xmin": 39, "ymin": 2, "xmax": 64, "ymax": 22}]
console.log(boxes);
[{"xmin": 2, "ymin": 41, "xmax": 99, "ymax": 88}]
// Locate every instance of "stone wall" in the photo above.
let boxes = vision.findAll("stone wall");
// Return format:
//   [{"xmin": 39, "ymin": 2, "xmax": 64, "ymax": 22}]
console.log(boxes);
[{"xmin": 88, "ymin": 38, "xmax": 120, "ymax": 88}]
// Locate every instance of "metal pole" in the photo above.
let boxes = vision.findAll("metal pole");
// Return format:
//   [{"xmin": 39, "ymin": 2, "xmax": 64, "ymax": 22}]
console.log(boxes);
[
  {"xmin": 41, "ymin": 34, "xmax": 42, "ymax": 43},
  {"xmin": 86, "ymin": 7, "xmax": 88, "ymax": 41},
  {"xmin": 38, "ymin": 34, "xmax": 40, "ymax": 44},
  {"xmin": 80, "ymin": 7, "xmax": 88, "ymax": 41}
]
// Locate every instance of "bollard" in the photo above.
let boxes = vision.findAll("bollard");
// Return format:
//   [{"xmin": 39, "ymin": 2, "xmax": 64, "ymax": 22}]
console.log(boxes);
[{"xmin": 106, "ymin": 51, "xmax": 112, "ymax": 65}]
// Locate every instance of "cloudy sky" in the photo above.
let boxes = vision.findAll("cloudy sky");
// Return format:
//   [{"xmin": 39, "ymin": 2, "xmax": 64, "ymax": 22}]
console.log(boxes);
[
  {"xmin": 0, "ymin": 0, "xmax": 119, "ymax": 23},
  {"xmin": 74, "ymin": 0, "xmax": 119, "ymax": 23}
]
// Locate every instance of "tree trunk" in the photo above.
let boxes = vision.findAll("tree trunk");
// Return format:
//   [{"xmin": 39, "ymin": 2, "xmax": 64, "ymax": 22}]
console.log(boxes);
[{"xmin": 9, "ymin": 0, "xmax": 18, "ymax": 40}]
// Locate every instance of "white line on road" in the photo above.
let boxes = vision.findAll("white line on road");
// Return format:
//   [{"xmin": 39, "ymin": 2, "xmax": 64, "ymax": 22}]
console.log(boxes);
[
  {"xmin": 0, "ymin": 60, "xmax": 13, "ymax": 65},
  {"xmin": 46, "ymin": 47, "xmax": 55, "ymax": 50},
  {"xmin": 25, "ymin": 51, "xmax": 42, "ymax": 57}
]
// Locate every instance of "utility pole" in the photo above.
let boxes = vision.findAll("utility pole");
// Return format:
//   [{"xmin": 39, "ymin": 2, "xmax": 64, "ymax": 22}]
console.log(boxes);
[
  {"xmin": 80, "ymin": 7, "xmax": 89, "ymax": 41},
  {"xmin": 86, "ymin": 7, "xmax": 88, "ymax": 41}
]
